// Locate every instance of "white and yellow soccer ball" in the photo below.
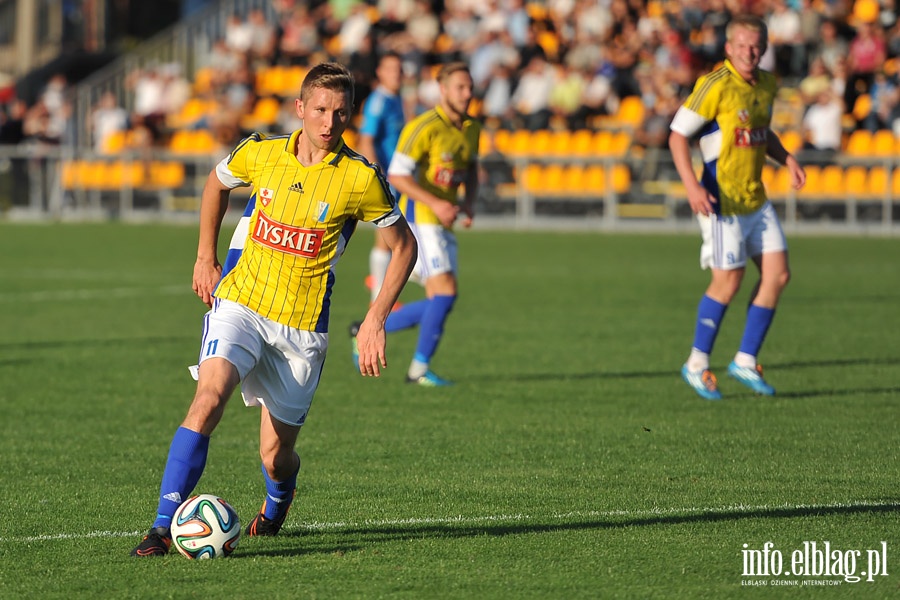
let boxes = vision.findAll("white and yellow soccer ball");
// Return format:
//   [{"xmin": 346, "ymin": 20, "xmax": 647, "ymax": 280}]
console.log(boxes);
[{"xmin": 170, "ymin": 494, "xmax": 241, "ymax": 559}]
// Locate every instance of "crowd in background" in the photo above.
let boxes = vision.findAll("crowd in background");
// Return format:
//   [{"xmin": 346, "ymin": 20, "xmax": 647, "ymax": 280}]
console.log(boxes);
[{"xmin": 1, "ymin": 0, "xmax": 900, "ymax": 161}]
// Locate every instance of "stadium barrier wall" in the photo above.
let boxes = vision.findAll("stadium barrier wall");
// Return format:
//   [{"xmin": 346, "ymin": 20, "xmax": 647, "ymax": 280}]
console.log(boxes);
[{"xmin": 0, "ymin": 145, "xmax": 896, "ymax": 232}]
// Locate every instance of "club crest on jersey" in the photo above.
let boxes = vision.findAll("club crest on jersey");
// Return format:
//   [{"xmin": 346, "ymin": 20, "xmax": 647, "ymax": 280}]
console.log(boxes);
[
  {"xmin": 734, "ymin": 127, "xmax": 767, "ymax": 147},
  {"xmin": 252, "ymin": 211, "xmax": 324, "ymax": 257},
  {"xmin": 316, "ymin": 201, "xmax": 330, "ymax": 222},
  {"xmin": 737, "ymin": 109, "xmax": 750, "ymax": 123},
  {"xmin": 259, "ymin": 187, "xmax": 275, "ymax": 207}
]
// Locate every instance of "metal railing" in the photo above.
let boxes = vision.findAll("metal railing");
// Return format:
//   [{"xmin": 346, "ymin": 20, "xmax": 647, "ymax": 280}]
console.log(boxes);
[{"xmin": 1, "ymin": 145, "xmax": 896, "ymax": 233}]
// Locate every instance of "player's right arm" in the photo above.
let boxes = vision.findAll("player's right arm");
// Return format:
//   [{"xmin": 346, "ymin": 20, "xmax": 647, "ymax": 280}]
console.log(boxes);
[
  {"xmin": 668, "ymin": 129, "xmax": 716, "ymax": 217},
  {"xmin": 669, "ymin": 75, "xmax": 720, "ymax": 217},
  {"xmin": 193, "ymin": 171, "xmax": 232, "ymax": 307}
]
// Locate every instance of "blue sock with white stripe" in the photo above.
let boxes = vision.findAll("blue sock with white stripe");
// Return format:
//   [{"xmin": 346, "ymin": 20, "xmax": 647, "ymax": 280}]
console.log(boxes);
[
  {"xmin": 153, "ymin": 427, "xmax": 210, "ymax": 530},
  {"xmin": 261, "ymin": 460, "xmax": 299, "ymax": 521},
  {"xmin": 738, "ymin": 304, "xmax": 776, "ymax": 359},
  {"xmin": 385, "ymin": 299, "xmax": 429, "ymax": 332},
  {"xmin": 692, "ymin": 295, "xmax": 728, "ymax": 354}
]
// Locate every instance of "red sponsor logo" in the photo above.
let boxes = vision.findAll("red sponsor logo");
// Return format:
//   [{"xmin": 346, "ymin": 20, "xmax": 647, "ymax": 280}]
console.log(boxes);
[
  {"xmin": 252, "ymin": 211, "xmax": 324, "ymax": 257},
  {"xmin": 734, "ymin": 127, "xmax": 767, "ymax": 147}
]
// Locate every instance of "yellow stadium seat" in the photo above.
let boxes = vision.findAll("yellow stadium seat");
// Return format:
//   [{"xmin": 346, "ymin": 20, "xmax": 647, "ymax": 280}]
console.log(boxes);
[
  {"xmin": 610, "ymin": 131, "xmax": 632, "ymax": 156},
  {"xmin": 521, "ymin": 164, "xmax": 543, "ymax": 194},
  {"xmin": 615, "ymin": 96, "xmax": 645, "ymax": 128},
  {"xmin": 342, "ymin": 129, "xmax": 357, "ymax": 149},
  {"xmin": 542, "ymin": 164, "xmax": 566, "ymax": 195},
  {"xmin": 610, "ymin": 164, "xmax": 631, "ymax": 194},
  {"xmin": 61, "ymin": 161, "xmax": 82, "ymax": 189},
  {"xmin": 80, "ymin": 161, "xmax": 109, "ymax": 190},
  {"xmin": 851, "ymin": 94, "xmax": 872, "ymax": 122},
  {"xmin": 529, "ymin": 130, "xmax": 552, "ymax": 154},
  {"xmin": 767, "ymin": 167, "xmax": 793, "ymax": 198},
  {"xmin": 150, "ymin": 161, "xmax": 185, "ymax": 189},
  {"xmin": 478, "ymin": 129, "xmax": 495, "ymax": 155},
  {"xmin": 845, "ymin": 129, "xmax": 873, "ymax": 156},
  {"xmin": 100, "ymin": 130, "xmax": 129, "ymax": 155},
  {"xmin": 506, "ymin": 130, "xmax": 532, "ymax": 158},
  {"xmin": 570, "ymin": 129, "xmax": 593, "ymax": 156},
  {"xmin": 107, "ymin": 161, "xmax": 146, "ymax": 189},
  {"xmin": 892, "ymin": 169, "xmax": 900, "ymax": 196},
  {"xmin": 872, "ymin": 129, "xmax": 896, "ymax": 156},
  {"xmin": 799, "ymin": 165, "xmax": 822, "ymax": 196},
  {"xmin": 584, "ymin": 165, "xmax": 606, "ymax": 193},
  {"xmin": 843, "ymin": 165, "xmax": 869, "ymax": 197},
  {"xmin": 779, "ymin": 130, "xmax": 803, "ymax": 154},
  {"xmin": 547, "ymin": 130, "xmax": 572, "ymax": 156},
  {"xmin": 819, "ymin": 165, "xmax": 845, "ymax": 197},
  {"xmin": 492, "ymin": 129, "xmax": 511, "ymax": 155},
  {"xmin": 562, "ymin": 164, "xmax": 586, "ymax": 194},
  {"xmin": 243, "ymin": 96, "xmax": 281, "ymax": 128},
  {"xmin": 868, "ymin": 166, "xmax": 889, "ymax": 196}
]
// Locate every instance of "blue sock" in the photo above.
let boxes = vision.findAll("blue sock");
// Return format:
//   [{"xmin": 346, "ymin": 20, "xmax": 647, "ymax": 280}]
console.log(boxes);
[
  {"xmin": 739, "ymin": 304, "xmax": 776, "ymax": 357},
  {"xmin": 414, "ymin": 295, "xmax": 456, "ymax": 363},
  {"xmin": 385, "ymin": 299, "xmax": 429, "ymax": 332},
  {"xmin": 692, "ymin": 295, "xmax": 728, "ymax": 353},
  {"xmin": 261, "ymin": 461, "xmax": 300, "ymax": 521},
  {"xmin": 152, "ymin": 427, "xmax": 210, "ymax": 530}
]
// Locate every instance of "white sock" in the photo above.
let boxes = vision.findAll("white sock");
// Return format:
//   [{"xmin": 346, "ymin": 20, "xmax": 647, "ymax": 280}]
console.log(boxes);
[
  {"xmin": 408, "ymin": 359, "xmax": 428, "ymax": 380},
  {"xmin": 733, "ymin": 352, "xmax": 756, "ymax": 368},
  {"xmin": 686, "ymin": 349, "xmax": 710, "ymax": 372},
  {"xmin": 369, "ymin": 248, "xmax": 391, "ymax": 302}
]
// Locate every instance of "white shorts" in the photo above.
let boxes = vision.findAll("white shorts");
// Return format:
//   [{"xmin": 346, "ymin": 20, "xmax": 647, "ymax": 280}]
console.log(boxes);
[
  {"xmin": 408, "ymin": 223, "xmax": 458, "ymax": 284},
  {"xmin": 698, "ymin": 202, "xmax": 787, "ymax": 270},
  {"xmin": 197, "ymin": 299, "xmax": 327, "ymax": 426}
]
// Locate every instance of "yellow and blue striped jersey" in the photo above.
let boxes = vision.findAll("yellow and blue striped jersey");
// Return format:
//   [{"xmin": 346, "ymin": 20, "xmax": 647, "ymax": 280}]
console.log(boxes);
[
  {"xmin": 214, "ymin": 130, "xmax": 397, "ymax": 332},
  {"xmin": 670, "ymin": 59, "xmax": 777, "ymax": 215},
  {"xmin": 388, "ymin": 105, "xmax": 480, "ymax": 227}
]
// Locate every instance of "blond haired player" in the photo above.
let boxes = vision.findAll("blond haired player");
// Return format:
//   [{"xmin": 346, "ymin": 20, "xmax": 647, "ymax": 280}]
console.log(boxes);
[
  {"xmin": 351, "ymin": 62, "xmax": 480, "ymax": 386},
  {"xmin": 131, "ymin": 62, "xmax": 416, "ymax": 556},
  {"xmin": 670, "ymin": 15, "xmax": 805, "ymax": 400}
]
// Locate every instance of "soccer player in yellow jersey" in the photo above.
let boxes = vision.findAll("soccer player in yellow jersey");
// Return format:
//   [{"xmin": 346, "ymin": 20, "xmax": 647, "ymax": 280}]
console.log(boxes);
[
  {"xmin": 669, "ymin": 15, "xmax": 806, "ymax": 400},
  {"xmin": 351, "ymin": 62, "xmax": 480, "ymax": 386},
  {"xmin": 131, "ymin": 62, "xmax": 417, "ymax": 557}
]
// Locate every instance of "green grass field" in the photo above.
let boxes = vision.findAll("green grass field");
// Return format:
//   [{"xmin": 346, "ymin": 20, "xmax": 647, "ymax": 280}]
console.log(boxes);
[{"xmin": 0, "ymin": 223, "xmax": 897, "ymax": 599}]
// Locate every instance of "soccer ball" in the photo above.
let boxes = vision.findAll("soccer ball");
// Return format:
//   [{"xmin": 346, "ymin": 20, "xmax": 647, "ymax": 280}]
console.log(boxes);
[{"xmin": 170, "ymin": 494, "xmax": 241, "ymax": 559}]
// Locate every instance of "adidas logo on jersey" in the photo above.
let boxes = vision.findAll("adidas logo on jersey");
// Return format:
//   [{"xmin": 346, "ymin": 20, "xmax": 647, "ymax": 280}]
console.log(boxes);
[{"xmin": 289, "ymin": 181, "xmax": 304, "ymax": 193}]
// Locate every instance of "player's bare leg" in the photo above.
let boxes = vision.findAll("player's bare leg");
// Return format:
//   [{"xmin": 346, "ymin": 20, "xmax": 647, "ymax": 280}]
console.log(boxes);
[{"xmin": 246, "ymin": 407, "xmax": 302, "ymax": 536}]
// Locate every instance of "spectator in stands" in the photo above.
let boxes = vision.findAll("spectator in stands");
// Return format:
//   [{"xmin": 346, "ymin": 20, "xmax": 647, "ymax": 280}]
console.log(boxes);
[
  {"xmin": 0, "ymin": 98, "xmax": 26, "ymax": 145},
  {"xmin": 801, "ymin": 87, "xmax": 844, "ymax": 164},
  {"xmin": 128, "ymin": 66, "xmax": 167, "ymax": 142},
  {"xmin": 278, "ymin": 5, "xmax": 321, "ymax": 65},
  {"xmin": 798, "ymin": 56, "xmax": 833, "ymax": 105},
  {"xmin": 224, "ymin": 12, "xmax": 254, "ymax": 55},
  {"xmin": 861, "ymin": 69, "xmax": 900, "ymax": 131},
  {"xmin": 509, "ymin": 55, "xmax": 555, "ymax": 130},
  {"xmin": 89, "ymin": 91, "xmax": 129, "ymax": 154},
  {"xmin": 767, "ymin": 0, "xmax": 804, "ymax": 77},
  {"xmin": 481, "ymin": 62, "xmax": 515, "ymax": 128},
  {"xmin": 812, "ymin": 19, "xmax": 849, "ymax": 76},
  {"xmin": 246, "ymin": 8, "xmax": 277, "ymax": 66},
  {"xmin": 548, "ymin": 62, "xmax": 588, "ymax": 129},
  {"xmin": 845, "ymin": 19, "xmax": 887, "ymax": 110}
]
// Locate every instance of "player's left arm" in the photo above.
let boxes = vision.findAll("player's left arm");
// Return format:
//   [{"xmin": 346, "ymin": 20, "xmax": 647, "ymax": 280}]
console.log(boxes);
[
  {"xmin": 460, "ymin": 160, "xmax": 479, "ymax": 228},
  {"xmin": 356, "ymin": 211, "xmax": 417, "ymax": 378},
  {"xmin": 767, "ymin": 129, "xmax": 806, "ymax": 190}
]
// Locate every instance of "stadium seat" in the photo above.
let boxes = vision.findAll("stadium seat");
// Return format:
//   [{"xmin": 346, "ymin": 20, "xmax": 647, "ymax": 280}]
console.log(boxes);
[
  {"xmin": 547, "ymin": 130, "xmax": 572, "ymax": 156},
  {"xmin": 819, "ymin": 165, "xmax": 845, "ymax": 198},
  {"xmin": 492, "ymin": 129, "xmax": 511, "ymax": 155},
  {"xmin": 240, "ymin": 96, "xmax": 281, "ymax": 130},
  {"xmin": 779, "ymin": 130, "xmax": 803, "ymax": 154},
  {"xmin": 149, "ymin": 161, "xmax": 186, "ymax": 189},
  {"xmin": 610, "ymin": 164, "xmax": 631, "ymax": 194},
  {"xmin": 61, "ymin": 161, "xmax": 83, "ymax": 189},
  {"xmin": 843, "ymin": 165, "xmax": 869, "ymax": 197},
  {"xmin": 868, "ymin": 166, "xmax": 889, "ymax": 196},
  {"xmin": 851, "ymin": 94, "xmax": 872, "ymax": 122},
  {"xmin": 562, "ymin": 164, "xmax": 586, "ymax": 195},
  {"xmin": 530, "ymin": 130, "xmax": 552, "ymax": 155},
  {"xmin": 584, "ymin": 165, "xmax": 606, "ymax": 193},
  {"xmin": 107, "ymin": 161, "xmax": 146, "ymax": 189},
  {"xmin": 80, "ymin": 161, "xmax": 108, "ymax": 190},
  {"xmin": 892, "ymin": 169, "xmax": 900, "ymax": 196},
  {"xmin": 570, "ymin": 129, "xmax": 593, "ymax": 156},
  {"xmin": 523, "ymin": 164, "xmax": 544, "ymax": 194},
  {"xmin": 871, "ymin": 129, "xmax": 896, "ymax": 156},
  {"xmin": 615, "ymin": 96, "xmax": 645, "ymax": 128},
  {"xmin": 506, "ymin": 129, "xmax": 532, "ymax": 158},
  {"xmin": 100, "ymin": 130, "xmax": 129, "ymax": 155},
  {"xmin": 767, "ymin": 166, "xmax": 793, "ymax": 198},
  {"xmin": 845, "ymin": 129, "xmax": 873, "ymax": 156},
  {"xmin": 799, "ymin": 165, "xmax": 822, "ymax": 197},
  {"xmin": 542, "ymin": 164, "xmax": 566, "ymax": 195},
  {"xmin": 342, "ymin": 129, "xmax": 357, "ymax": 148}
]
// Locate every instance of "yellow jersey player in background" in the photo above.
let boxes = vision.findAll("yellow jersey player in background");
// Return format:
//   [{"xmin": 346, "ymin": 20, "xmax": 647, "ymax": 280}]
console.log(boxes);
[
  {"xmin": 131, "ymin": 62, "xmax": 417, "ymax": 557},
  {"xmin": 670, "ymin": 15, "xmax": 806, "ymax": 401},
  {"xmin": 351, "ymin": 62, "xmax": 481, "ymax": 386}
]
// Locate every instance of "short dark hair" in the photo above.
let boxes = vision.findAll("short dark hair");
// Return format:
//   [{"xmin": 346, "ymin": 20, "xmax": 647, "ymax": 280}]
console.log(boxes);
[{"xmin": 300, "ymin": 62, "xmax": 355, "ymax": 105}]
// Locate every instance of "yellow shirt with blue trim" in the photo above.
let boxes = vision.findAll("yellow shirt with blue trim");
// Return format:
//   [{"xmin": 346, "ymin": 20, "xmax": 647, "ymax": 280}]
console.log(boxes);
[
  {"xmin": 670, "ymin": 59, "xmax": 777, "ymax": 216},
  {"xmin": 214, "ymin": 130, "xmax": 398, "ymax": 332},
  {"xmin": 387, "ymin": 105, "xmax": 481, "ymax": 227}
]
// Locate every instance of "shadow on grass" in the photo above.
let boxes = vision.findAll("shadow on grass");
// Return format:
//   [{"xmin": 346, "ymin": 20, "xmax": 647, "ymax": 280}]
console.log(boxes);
[
  {"xmin": 0, "ymin": 335, "xmax": 193, "ymax": 354},
  {"xmin": 240, "ymin": 501, "xmax": 900, "ymax": 558},
  {"xmin": 466, "ymin": 356, "xmax": 900, "ymax": 384}
]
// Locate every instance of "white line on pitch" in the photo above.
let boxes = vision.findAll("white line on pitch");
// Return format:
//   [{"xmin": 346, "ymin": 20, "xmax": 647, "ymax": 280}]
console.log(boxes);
[
  {"xmin": 1, "ymin": 500, "xmax": 895, "ymax": 544},
  {"xmin": 0, "ymin": 285, "xmax": 188, "ymax": 303}
]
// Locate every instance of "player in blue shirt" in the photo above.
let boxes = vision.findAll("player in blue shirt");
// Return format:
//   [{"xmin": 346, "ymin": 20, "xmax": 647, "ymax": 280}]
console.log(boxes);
[{"xmin": 356, "ymin": 51, "xmax": 407, "ymax": 304}]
